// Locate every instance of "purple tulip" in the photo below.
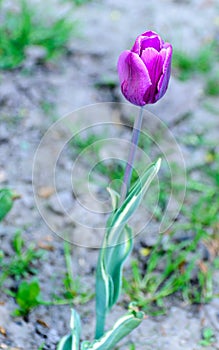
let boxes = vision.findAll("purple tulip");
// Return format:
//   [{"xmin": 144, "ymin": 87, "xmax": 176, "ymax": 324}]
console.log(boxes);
[{"xmin": 117, "ymin": 31, "xmax": 172, "ymax": 106}]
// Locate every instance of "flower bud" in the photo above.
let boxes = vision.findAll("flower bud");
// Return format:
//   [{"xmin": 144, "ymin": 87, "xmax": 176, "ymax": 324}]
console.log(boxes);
[{"xmin": 117, "ymin": 31, "xmax": 172, "ymax": 106}]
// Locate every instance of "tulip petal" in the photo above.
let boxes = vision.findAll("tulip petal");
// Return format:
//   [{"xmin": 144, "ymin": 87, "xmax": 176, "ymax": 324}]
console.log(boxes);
[
  {"xmin": 156, "ymin": 45, "xmax": 172, "ymax": 100},
  {"xmin": 117, "ymin": 51, "xmax": 152, "ymax": 106},
  {"xmin": 141, "ymin": 48, "xmax": 163, "ymax": 83},
  {"xmin": 141, "ymin": 47, "xmax": 163, "ymax": 103},
  {"xmin": 132, "ymin": 31, "xmax": 163, "ymax": 55}
]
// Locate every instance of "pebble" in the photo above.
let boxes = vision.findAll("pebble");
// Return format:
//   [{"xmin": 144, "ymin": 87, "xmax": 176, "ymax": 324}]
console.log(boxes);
[{"xmin": 47, "ymin": 191, "xmax": 74, "ymax": 215}]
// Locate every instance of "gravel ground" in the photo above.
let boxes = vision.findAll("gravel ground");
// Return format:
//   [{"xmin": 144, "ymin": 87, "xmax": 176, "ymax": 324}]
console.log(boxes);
[{"xmin": 0, "ymin": 0, "xmax": 219, "ymax": 349}]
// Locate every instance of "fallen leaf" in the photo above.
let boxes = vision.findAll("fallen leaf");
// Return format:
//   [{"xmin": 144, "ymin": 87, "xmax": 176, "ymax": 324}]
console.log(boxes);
[
  {"xmin": 0, "ymin": 327, "xmax": 6, "ymax": 336},
  {"xmin": 36, "ymin": 319, "xmax": 49, "ymax": 328},
  {"xmin": 38, "ymin": 243, "xmax": 54, "ymax": 251}
]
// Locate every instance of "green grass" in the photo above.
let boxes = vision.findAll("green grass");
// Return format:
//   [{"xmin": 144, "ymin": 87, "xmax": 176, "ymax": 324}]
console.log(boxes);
[
  {"xmin": 0, "ymin": 236, "xmax": 92, "ymax": 317},
  {"xmin": 199, "ymin": 327, "xmax": 216, "ymax": 346},
  {"xmin": 0, "ymin": 0, "xmax": 75, "ymax": 69},
  {"xmin": 0, "ymin": 231, "xmax": 44, "ymax": 287},
  {"xmin": 172, "ymin": 41, "xmax": 217, "ymax": 81},
  {"xmin": 71, "ymin": 129, "xmax": 219, "ymax": 319},
  {"xmin": 0, "ymin": 230, "xmax": 45, "ymax": 318},
  {"xmin": 123, "ymin": 229, "xmax": 213, "ymax": 314},
  {"xmin": 205, "ymin": 75, "xmax": 219, "ymax": 96},
  {"xmin": 123, "ymin": 152, "xmax": 219, "ymax": 314},
  {"xmin": 61, "ymin": 241, "xmax": 93, "ymax": 304},
  {"xmin": 0, "ymin": 190, "xmax": 92, "ymax": 316}
]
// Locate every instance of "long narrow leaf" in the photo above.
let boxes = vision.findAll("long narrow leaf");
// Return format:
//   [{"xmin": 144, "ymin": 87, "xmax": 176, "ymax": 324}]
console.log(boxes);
[
  {"xmin": 106, "ymin": 159, "xmax": 161, "ymax": 247},
  {"xmin": 82, "ymin": 308, "xmax": 144, "ymax": 350},
  {"xmin": 95, "ymin": 159, "xmax": 161, "ymax": 338},
  {"xmin": 95, "ymin": 225, "xmax": 132, "ymax": 337},
  {"xmin": 57, "ymin": 309, "xmax": 81, "ymax": 350},
  {"xmin": 57, "ymin": 335, "xmax": 72, "ymax": 350}
]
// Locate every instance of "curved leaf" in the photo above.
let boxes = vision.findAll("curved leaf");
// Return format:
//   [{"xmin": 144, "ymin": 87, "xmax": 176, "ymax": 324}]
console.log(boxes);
[
  {"xmin": 57, "ymin": 309, "xmax": 81, "ymax": 350},
  {"xmin": 83, "ymin": 308, "xmax": 144, "ymax": 350},
  {"xmin": 95, "ymin": 159, "xmax": 161, "ymax": 338}
]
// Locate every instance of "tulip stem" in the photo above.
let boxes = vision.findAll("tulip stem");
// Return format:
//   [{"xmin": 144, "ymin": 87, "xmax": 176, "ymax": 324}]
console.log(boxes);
[{"xmin": 120, "ymin": 107, "xmax": 144, "ymax": 204}]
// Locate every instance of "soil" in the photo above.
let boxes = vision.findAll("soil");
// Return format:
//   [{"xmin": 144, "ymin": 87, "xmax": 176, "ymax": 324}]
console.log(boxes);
[{"xmin": 0, "ymin": 0, "xmax": 219, "ymax": 349}]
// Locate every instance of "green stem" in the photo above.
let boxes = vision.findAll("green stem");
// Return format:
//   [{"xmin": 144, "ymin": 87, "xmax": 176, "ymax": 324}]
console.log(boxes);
[{"xmin": 120, "ymin": 107, "xmax": 144, "ymax": 203}]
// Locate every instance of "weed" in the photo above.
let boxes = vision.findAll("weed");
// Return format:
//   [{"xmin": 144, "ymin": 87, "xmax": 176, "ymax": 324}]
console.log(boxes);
[
  {"xmin": 123, "ymin": 229, "xmax": 213, "ymax": 313},
  {"xmin": 70, "ymin": 129, "xmax": 218, "ymax": 316},
  {"xmin": 61, "ymin": 241, "xmax": 93, "ymax": 304},
  {"xmin": 0, "ymin": 0, "xmax": 75, "ymax": 69},
  {"xmin": 0, "ymin": 188, "xmax": 17, "ymax": 221},
  {"xmin": 70, "ymin": 132, "xmax": 104, "ymax": 156},
  {"xmin": 13, "ymin": 279, "xmax": 41, "ymax": 317},
  {"xmin": 0, "ymin": 231, "xmax": 44, "ymax": 286},
  {"xmin": 123, "ymin": 153, "xmax": 219, "ymax": 313},
  {"xmin": 199, "ymin": 327, "xmax": 215, "ymax": 346},
  {"xmin": 128, "ymin": 344, "xmax": 136, "ymax": 350},
  {"xmin": 205, "ymin": 75, "xmax": 219, "ymax": 96}
]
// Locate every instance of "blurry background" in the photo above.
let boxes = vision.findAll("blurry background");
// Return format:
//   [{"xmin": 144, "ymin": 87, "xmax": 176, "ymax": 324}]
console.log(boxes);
[{"xmin": 0, "ymin": 0, "xmax": 219, "ymax": 349}]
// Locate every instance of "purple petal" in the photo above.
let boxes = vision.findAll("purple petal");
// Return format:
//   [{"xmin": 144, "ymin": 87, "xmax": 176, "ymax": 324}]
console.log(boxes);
[
  {"xmin": 156, "ymin": 45, "xmax": 173, "ymax": 101},
  {"xmin": 117, "ymin": 50, "xmax": 152, "ymax": 106},
  {"xmin": 141, "ymin": 47, "xmax": 163, "ymax": 83},
  {"xmin": 141, "ymin": 30, "xmax": 160, "ymax": 38},
  {"xmin": 141, "ymin": 47, "xmax": 164, "ymax": 103},
  {"xmin": 132, "ymin": 31, "xmax": 163, "ymax": 55}
]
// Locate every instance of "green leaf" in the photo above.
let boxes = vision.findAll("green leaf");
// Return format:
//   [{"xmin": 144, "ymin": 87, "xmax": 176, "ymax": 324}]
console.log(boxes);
[
  {"xmin": 106, "ymin": 159, "xmax": 161, "ymax": 248},
  {"xmin": 95, "ymin": 225, "xmax": 132, "ymax": 337},
  {"xmin": 82, "ymin": 307, "xmax": 144, "ymax": 350},
  {"xmin": 0, "ymin": 188, "xmax": 14, "ymax": 221},
  {"xmin": 12, "ymin": 230, "xmax": 24, "ymax": 254},
  {"xmin": 106, "ymin": 187, "xmax": 120, "ymax": 211},
  {"xmin": 57, "ymin": 309, "xmax": 81, "ymax": 350},
  {"xmin": 95, "ymin": 159, "xmax": 161, "ymax": 338},
  {"xmin": 57, "ymin": 335, "xmax": 72, "ymax": 350},
  {"xmin": 15, "ymin": 279, "xmax": 40, "ymax": 315}
]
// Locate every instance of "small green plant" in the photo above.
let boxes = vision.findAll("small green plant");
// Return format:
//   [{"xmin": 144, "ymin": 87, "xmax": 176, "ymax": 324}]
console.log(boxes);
[
  {"xmin": 199, "ymin": 327, "xmax": 215, "ymax": 346},
  {"xmin": 58, "ymin": 157, "xmax": 160, "ymax": 349},
  {"xmin": 0, "ymin": 0, "xmax": 75, "ymax": 69},
  {"xmin": 70, "ymin": 132, "xmax": 104, "ymax": 156},
  {"xmin": 205, "ymin": 75, "xmax": 219, "ymax": 96},
  {"xmin": 123, "ymin": 152, "xmax": 219, "ymax": 313},
  {"xmin": 13, "ymin": 279, "xmax": 41, "ymax": 317},
  {"xmin": 123, "ymin": 229, "xmax": 213, "ymax": 313},
  {"xmin": 0, "ymin": 188, "xmax": 17, "ymax": 221},
  {"xmin": 62, "ymin": 242, "xmax": 93, "ymax": 304},
  {"xmin": 0, "ymin": 231, "xmax": 44, "ymax": 286}
]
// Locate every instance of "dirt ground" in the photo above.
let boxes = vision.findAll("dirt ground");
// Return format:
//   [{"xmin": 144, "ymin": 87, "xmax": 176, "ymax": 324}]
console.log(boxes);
[{"xmin": 0, "ymin": 0, "xmax": 219, "ymax": 349}]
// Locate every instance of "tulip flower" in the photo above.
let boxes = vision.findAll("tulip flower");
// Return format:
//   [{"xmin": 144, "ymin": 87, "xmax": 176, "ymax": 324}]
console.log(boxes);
[{"xmin": 117, "ymin": 30, "xmax": 172, "ymax": 106}]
